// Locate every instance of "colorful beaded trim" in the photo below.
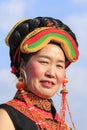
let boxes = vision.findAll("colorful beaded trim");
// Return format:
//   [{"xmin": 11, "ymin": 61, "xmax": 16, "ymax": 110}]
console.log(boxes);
[{"xmin": 20, "ymin": 27, "xmax": 79, "ymax": 62}]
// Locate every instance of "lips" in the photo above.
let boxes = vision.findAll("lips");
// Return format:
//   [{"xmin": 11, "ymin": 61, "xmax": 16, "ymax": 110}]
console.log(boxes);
[{"xmin": 40, "ymin": 80, "xmax": 55, "ymax": 88}]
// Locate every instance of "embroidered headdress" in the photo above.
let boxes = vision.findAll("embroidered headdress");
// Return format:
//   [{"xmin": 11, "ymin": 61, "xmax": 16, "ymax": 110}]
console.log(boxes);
[{"xmin": 5, "ymin": 17, "xmax": 79, "ymax": 77}]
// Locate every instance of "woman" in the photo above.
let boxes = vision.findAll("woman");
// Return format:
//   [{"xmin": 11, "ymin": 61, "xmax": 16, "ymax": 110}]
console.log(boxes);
[{"xmin": 0, "ymin": 17, "xmax": 79, "ymax": 130}]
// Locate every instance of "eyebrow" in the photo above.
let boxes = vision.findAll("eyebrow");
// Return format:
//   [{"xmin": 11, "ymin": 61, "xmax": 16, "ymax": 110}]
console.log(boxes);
[
  {"xmin": 37, "ymin": 55, "xmax": 65, "ymax": 63},
  {"xmin": 38, "ymin": 55, "xmax": 50, "ymax": 59}
]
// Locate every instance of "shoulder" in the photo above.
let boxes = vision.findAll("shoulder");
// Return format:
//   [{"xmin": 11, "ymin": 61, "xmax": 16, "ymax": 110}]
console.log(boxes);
[
  {"xmin": 0, "ymin": 106, "xmax": 15, "ymax": 130},
  {"xmin": 0, "ymin": 103, "xmax": 38, "ymax": 130},
  {"xmin": 0, "ymin": 104, "xmax": 12, "ymax": 119}
]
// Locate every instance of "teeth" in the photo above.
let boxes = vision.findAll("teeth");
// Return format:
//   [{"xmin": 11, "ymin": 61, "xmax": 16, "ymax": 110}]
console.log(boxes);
[
  {"xmin": 41, "ymin": 81, "xmax": 54, "ymax": 85},
  {"xmin": 45, "ymin": 82, "xmax": 52, "ymax": 85}
]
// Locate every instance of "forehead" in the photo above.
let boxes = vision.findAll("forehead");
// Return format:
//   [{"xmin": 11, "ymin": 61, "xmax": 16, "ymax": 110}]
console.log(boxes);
[
  {"xmin": 30, "ymin": 43, "xmax": 65, "ymax": 61},
  {"xmin": 37, "ymin": 43, "xmax": 64, "ymax": 54}
]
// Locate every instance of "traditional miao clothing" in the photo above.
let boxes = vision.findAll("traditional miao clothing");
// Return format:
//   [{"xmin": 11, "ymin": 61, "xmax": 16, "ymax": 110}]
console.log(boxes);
[{"xmin": 0, "ymin": 91, "xmax": 71, "ymax": 130}]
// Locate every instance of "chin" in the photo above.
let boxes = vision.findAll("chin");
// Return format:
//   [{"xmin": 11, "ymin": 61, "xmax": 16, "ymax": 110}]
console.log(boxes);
[
  {"xmin": 32, "ymin": 89, "xmax": 54, "ymax": 99},
  {"xmin": 38, "ymin": 93, "xmax": 53, "ymax": 99}
]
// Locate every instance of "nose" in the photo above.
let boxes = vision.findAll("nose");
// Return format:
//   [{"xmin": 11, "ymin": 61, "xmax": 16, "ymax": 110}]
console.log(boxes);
[{"xmin": 45, "ymin": 66, "xmax": 56, "ymax": 78}]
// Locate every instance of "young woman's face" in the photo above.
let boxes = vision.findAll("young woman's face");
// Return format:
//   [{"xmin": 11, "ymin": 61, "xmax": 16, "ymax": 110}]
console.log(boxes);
[{"xmin": 24, "ymin": 44, "xmax": 65, "ymax": 98}]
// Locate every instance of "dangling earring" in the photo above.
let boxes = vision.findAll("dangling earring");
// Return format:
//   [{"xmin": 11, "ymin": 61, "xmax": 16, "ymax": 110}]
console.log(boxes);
[
  {"xmin": 22, "ymin": 69, "xmax": 27, "ymax": 85},
  {"xmin": 16, "ymin": 75, "xmax": 26, "ymax": 91},
  {"xmin": 60, "ymin": 77, "xmax": 76, "ymax": 130},
  {"xmin": 60, "ymin": 77, "xmax": 68, "ymax": 121},
  {"xmin": 61, "ymin": 77, "xmax": 68, "ymax": 95},
  {"xmin": 16, "ymin": 72, "xmax": 31, "ymax": 105},
  {"xmin": 16, "ymin": 69, "xmax": 27, "ymax": 91}
]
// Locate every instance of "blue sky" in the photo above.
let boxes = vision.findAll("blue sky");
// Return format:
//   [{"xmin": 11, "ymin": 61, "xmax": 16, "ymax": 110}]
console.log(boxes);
[{"xmin": 0, "ymin": 0, "xmax": 87, "ymax": 129}]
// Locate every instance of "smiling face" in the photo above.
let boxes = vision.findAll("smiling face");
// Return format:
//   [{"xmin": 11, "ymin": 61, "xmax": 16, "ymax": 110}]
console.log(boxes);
[{"xmin": 22, "ymin": 43, "xmax": 66, "ymax": 98}]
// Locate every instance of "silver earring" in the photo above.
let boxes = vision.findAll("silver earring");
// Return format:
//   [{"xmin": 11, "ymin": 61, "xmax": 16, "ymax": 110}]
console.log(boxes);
[{"xmin": 21, "ymin": 69, "xmax": 27, "ymax": 85}]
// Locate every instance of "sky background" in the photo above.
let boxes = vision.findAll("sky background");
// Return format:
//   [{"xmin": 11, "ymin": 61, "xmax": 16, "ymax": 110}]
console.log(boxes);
[{"xmin": 0, "ymin": 0, "xmax": 87, "ymax": 129}]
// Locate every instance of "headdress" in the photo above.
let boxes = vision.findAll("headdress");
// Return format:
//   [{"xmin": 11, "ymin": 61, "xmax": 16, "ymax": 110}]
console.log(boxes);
[{"xmin": 5, "ymin": 17, "xmax": 79, "ymax": 76}]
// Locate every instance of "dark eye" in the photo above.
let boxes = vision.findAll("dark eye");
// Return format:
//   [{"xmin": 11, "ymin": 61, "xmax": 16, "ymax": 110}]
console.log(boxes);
[
  {"xmin": 39, "ymin": 60, "xmax": 49, "ymax": 64},
  {"xmin": 56, "ymin": 64, "xmax": 64, "ymax": 69}
]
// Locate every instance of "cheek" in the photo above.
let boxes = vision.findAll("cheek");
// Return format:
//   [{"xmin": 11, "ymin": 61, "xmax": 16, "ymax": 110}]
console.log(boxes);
[
  {"xmin": 26, "ymin": 62, "xmax": 44, "ymax": 79},
  {"xmin": 57, "ymin": 70, "xmax": 65, "ymax": 83}
]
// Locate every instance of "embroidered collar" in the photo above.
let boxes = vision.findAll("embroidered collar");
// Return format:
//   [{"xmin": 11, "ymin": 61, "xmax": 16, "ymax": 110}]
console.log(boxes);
[
  {"xmin": 6, "ymin": 90, "xmax": 70, "ymax": 130},
  {"xmin": 14, "ymin": 90, "xmax": 55, "ymax": 113}
]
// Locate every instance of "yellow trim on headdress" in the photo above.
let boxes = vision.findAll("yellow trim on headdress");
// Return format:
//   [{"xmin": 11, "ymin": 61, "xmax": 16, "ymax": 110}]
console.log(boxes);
[
  {"xmin": 20, "ymin": 27, "xmax": 79, "ymax": 62},
  {"xmin": 5, "ymin": 18, "xmax": 29, "ymax": 45}
]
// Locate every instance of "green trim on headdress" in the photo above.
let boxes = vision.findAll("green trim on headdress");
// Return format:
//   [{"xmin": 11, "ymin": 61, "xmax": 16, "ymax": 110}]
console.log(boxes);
[{"xmin": 20, "ymin": 27, "xmax": 79, "ymax": 62}]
